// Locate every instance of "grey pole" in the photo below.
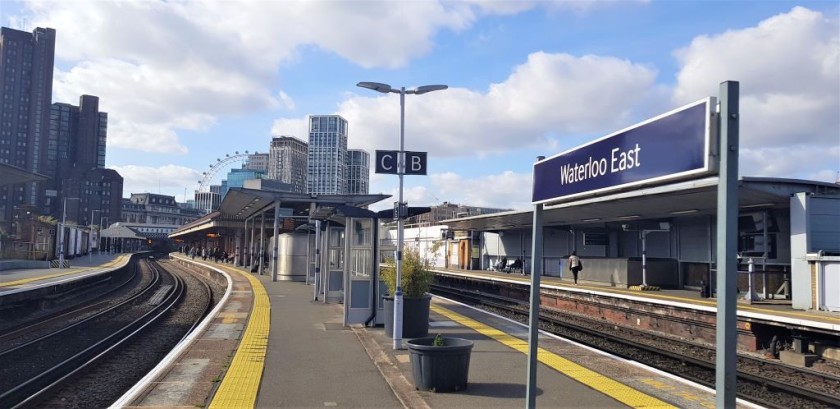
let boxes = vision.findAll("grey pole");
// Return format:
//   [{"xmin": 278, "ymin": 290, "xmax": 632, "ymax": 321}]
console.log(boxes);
[
  {"xmin": 393, "ymin": 87, "xmax": 406, "ymax": 350},
  {"xmin": 313, "ymin": 219, "xmax": 322, "ymax": 300},
  {"xmin": 356, "ymin": 81, "xmax": 447, "ymax": 349},
  {"xmin": 244, "ymin": 217, "xmax": 251, "ymax": 268},
  {"xmin": 58, "ymin": 198, "xmax": 67, "ymax": 268},
  {"xmin": 272, "ymin": 202, "xmax": 280, "ymax": 282},
  {"xmin": 248, "ymin": 216, "xmax": 257, "ymax": 271},
  {"xmin": 526, "ymin": 201, "xmax": 544, "ymax": 408},
  {"xmin": 642, "ymin": 231, "xmax": 648, "ymax": 287},
  {"xmin": 98, "ymin": 214, "xmax": 104, "ymax": 256},
  {"xmin": 259, "ymin": 211, "xmax": 266, "ymax": 275},
  {"xmin": 526, "ymin": 155, "xmax": 546, "ymax": 408},
  {"xmin": 716, "ymin": 80, "xmax": 739, "ymax": 408},
  {"xmin": 88, "ymin": 209, "xmax": 98, "ymax": 262}
]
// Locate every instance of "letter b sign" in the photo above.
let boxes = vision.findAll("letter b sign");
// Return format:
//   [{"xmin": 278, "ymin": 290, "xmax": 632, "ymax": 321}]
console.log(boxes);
[{"xmin": 404, "ymin": 151, "xmax": 427, "ymax": 175}]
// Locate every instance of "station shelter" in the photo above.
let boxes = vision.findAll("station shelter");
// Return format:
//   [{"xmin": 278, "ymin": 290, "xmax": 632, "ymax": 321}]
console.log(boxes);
[
  {"xmin": 439, "ymin": 176, "xmax": 840, "ymax": 312},
  {"xmin": 168, "ymin": 188, "xmax": 405, "ymax": 326}
]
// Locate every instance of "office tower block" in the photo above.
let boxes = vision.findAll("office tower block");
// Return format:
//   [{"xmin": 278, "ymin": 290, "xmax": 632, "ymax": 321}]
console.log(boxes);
[
  {"xmin": 307, "ymin": 115, "xmax": 348, "ymax": 195},
  {"xmin": 346, "ymin": 149, "xmax": 370, "ymax": 194},
  {"xmin": 268, "ymin": 136, "xmax": 307, "ymax": 193}
]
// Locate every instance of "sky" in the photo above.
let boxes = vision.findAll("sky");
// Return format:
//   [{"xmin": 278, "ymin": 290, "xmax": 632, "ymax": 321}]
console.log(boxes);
[{"xmin": 3, "ymin": 0, "xmax": 839, "ymax": 212}]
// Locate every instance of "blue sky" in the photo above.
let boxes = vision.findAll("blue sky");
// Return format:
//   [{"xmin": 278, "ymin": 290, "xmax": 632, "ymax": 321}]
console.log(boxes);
[{"xmin": 3, "ymin": 0, "xmax": 839, "ymax": 211}]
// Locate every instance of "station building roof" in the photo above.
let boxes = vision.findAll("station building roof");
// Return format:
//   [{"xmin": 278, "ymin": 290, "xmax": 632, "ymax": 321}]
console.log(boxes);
[
  {"xmin": 441, "ymin": 177, "xmax": 840, "ymax": 233},
  {"xmin": 0, "ymin": 163, "xmax": 49, "ymax": 187}
]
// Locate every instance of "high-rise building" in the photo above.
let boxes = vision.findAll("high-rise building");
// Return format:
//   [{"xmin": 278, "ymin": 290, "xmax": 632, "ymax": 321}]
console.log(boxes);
[
  {"xmin": 48, "ymin": 95, "xmax": 122, "ymax": 228},
  {"xmin": 0, "ymin": 26, "xmax": 56, "ymax": 230},
  {"xmin": 268, "ymin": 136, "xmax": 307, "ymax": 193},
  {"xmin": 346, "ymin": 149, "xmax": 370, "ymax": 194},
  {"xmin": 307, "ymin": 115, "xmax": 348, "ymax": 195}
]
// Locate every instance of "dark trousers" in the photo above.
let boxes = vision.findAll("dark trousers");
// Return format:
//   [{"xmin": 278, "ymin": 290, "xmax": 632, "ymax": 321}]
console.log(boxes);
[{"xmin": 571, "ymin": 266, "xmax": 581, "ymax": 283}]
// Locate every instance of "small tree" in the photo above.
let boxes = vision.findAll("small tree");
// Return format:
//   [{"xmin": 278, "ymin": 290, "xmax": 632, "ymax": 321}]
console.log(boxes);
[{"xmin": 381, "ymin": 246, "xmax": 434, "ymax": 298}]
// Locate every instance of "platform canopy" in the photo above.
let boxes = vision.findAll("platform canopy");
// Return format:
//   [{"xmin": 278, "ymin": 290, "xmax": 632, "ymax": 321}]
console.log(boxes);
[
  {"xmin": 441, "ymin": 177, "xmax": 840, "ymax": 232},
  {"xmin": 101, "ymin": 224, "xmax": 144, "ymax": 239},
  {"xmin": 0, "ymin": 163, "xmax": 49, "ymax": 187},
  {"xmin": 169, "ymin": 188, "xmax": 391, "ymax": 238}
]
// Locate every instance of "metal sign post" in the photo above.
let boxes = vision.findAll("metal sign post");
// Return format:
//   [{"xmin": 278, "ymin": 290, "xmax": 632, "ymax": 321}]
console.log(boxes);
[
  {"xmin": 716, "ymin": 80, "xmax": 739, "ymax": 408},
  {"xmin": 358, "ymin": 81, "xmax": 447, "ymax": 350}
]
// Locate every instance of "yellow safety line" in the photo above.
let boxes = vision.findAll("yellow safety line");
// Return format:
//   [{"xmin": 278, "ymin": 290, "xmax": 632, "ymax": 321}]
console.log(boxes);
[
  {"xmin": 431, "ymin": 304, "xmax": 676, "ymax": 409},
  {"xmin": 209, "ymin": 270, "xmax": 270, "ymax": 409},
  {"xmin": 467, "ymin": 272, "xmax": 840, "ymax": 324},
  {"xmin": 0, "ymin": 254, "xmax": 129, "ymax": 288}
]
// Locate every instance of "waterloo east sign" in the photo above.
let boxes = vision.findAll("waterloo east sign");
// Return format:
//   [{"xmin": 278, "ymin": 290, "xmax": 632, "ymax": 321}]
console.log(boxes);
[{"xmin": 532, "ymin": 98, "xmax": 717, "ymax": 204}]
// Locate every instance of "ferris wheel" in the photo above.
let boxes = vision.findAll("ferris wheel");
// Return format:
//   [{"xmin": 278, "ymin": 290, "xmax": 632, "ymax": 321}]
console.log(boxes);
[{"xmin": 196, "ymin": 151, "xmax": 253, "ymax": 192}]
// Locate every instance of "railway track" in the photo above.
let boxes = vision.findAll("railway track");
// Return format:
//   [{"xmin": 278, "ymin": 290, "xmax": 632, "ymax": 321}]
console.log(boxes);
[
  {"xmin": 431, "ymin": 283, "xmax": 840, "ymax": 409},
  {"xmin": 0, "ymin": 257, "xmax": 220, "ymax": 409},
  {"xmin": 0, "ymin": 262, "xmax": 144, "ymax": 352}
]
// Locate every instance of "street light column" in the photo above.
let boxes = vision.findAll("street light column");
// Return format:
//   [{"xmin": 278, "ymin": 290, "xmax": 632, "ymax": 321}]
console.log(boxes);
[
  {"xmin": 356, "ymin": 81, "xmax": 447, "ymax": 351},
  {"xmin": 393, "ymin": 87, "xmax": 406, "ymax": 350},
  {"xmin": 89, "ymin": 209, "xmax": 101, "ymax": 262}
]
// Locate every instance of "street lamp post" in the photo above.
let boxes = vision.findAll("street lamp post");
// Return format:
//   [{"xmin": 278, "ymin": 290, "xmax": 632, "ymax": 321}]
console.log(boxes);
[
  {"xmin": 356, "ymin": 81, "xmax": 447, "ymax": 350},
  {"xmin": 100, "ymin": 215, "xmax": 107, "ymax": 256},
  {"xmin": 89, "ymin": 209, "xmax": 102, "ymax": 262},
  {"xmin": 58, "ymin": 197, "xmax": 80, "ymax": 268}
]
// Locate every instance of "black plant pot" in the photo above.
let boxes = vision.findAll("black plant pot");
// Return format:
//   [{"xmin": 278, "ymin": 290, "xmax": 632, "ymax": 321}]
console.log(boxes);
[
  {"xmin": 407, "ymin": 336, "xmax": 473, "ymax": 392},
  {"xmin": 382, "ymin": 295, "xmax": 431, "ymax": 339}
]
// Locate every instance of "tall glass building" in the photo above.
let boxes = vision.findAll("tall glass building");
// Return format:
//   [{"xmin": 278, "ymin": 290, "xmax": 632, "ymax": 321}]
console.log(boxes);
[
  {"xmin": 346, "ymin": 149, "xmax": 370, "ymax": 194},
  {"xmin": 307, "ymin": 115, "xmax": 347, "ymax": 195}
]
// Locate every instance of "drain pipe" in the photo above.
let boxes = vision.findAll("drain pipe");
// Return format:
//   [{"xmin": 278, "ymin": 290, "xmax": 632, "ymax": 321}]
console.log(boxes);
[{"xmin": 365, "ymin": 216, "xmax": 380, "ymax": 326}]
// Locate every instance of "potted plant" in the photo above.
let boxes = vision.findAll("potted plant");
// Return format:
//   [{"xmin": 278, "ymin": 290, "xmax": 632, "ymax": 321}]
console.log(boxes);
[
  {"xmin": 407, "ymin": 333, "xmax": 474, "ymax": 392},
  {"xmin": 381, "ymin": 246, "xmax": 434, "ymax": 338}
]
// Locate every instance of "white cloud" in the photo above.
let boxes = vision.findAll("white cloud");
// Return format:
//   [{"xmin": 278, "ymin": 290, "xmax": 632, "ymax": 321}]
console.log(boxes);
[
  {"xmin": 110, "ymin": 165, "xmax": 202, "ymax": 202},
  {"xmin": 270, "ymin": 118, "xmax": 309, "ymax": 139},
  {"xmin": 672, "ymin": 7, "xmax": 839, "ymax": 181},
  {"xmin": 18, "ymin": 0, "xmax": 484, "ymax": 154},
  {"xmin": 337, "ymin": 52, "xmax": 658, "ymax": 157},
  {"xmin": 431, "ymin": 171, "xmax": 531, "ymax": 210}
]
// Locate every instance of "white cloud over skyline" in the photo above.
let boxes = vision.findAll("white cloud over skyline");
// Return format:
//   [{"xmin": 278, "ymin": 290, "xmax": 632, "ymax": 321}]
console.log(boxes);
[{"xmin": 7, "ymin": 1, "xmax": 838, "ymax": 209}]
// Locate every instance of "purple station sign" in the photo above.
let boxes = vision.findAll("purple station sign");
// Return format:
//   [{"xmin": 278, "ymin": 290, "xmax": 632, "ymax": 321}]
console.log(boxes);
[{"xmin": 532, "ymin": 98, "xmax": 716, "ymax": 204}]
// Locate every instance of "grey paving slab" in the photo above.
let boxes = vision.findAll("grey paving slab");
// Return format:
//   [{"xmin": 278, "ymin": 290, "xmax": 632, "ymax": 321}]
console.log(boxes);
[{"xmin": 256, "ymin": 278, "xmax": 402, "ymax": 409}]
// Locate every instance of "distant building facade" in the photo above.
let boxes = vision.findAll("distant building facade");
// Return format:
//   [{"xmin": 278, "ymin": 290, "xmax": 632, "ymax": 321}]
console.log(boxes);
[
  {"xmin": 244, "ymin": 152, "xmax": 269, "ymax": 173},
  {"xmin": 120, "ymin": 193, "xmax": 203, "ymax": 239},
  {"xmin": 346, "ymin": 149, "xmax": 370, "ymax": 194},
  {"xmin": 405, "ymin": 202, "xmax": 512, "ymax": 226},
  {"xmin": 221, "ymin": 168, "xmax": 265, "ymax": 198},
  {"xmin": 268, "ymin": 136, "xmax": 307, "ymax": 193},
  {"xmin": 307, "ymin": 115, "xmax": 348, "ymax": 195}
]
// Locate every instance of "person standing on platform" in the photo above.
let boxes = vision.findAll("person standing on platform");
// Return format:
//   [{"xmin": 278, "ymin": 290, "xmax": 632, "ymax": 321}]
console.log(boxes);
[{"xmin": 568, "ymin": 251, "xmax": 583, "ymax": 284}]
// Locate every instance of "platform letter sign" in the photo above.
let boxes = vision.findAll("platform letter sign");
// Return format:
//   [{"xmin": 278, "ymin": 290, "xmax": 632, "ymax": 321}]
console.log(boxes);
[
  {"xmin": 532, "ymin": 98, "xmax": 716, "ymax": 204},
  {"xmin": 404, "ymin": 151, "xmax": 427, "ymax": 175},
  {"xmin": 375, "ymin": 150, "xmax": 428, "ymax": 175},
  {"xmin": 375, "ymin": 150, "xmax": 398, "ymax": 174}
]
